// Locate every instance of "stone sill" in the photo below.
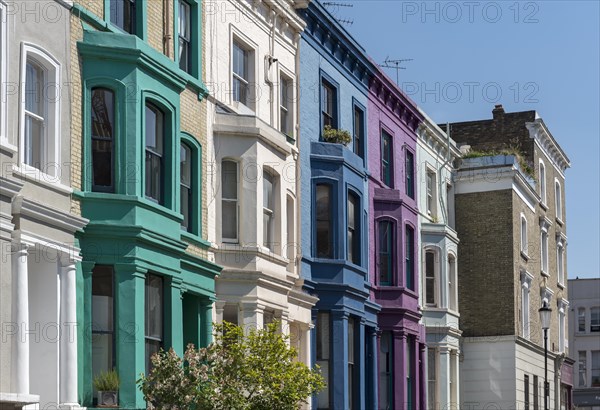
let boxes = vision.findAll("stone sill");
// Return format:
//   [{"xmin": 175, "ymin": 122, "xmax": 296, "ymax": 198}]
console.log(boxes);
[{"xmin": 0, "ymin": 392, "xmax": 40, "ymax": 406}]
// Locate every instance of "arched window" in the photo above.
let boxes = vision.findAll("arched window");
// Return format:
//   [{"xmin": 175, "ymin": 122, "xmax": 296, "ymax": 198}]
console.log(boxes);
[
  {"xmin": 448, "ymin": 254, "xmax": 457, "ymax": 311},
  {"xmin": 91, "ymin": 88, "xmax": 115, "ymax": 192},
  {"xmin": 263, "ymin": 170, "xmax": 276, "ymax": 250},
  {"xmin": 424, "ymin": 250, "xmax": 437, "ymax": 307},
  {"xmin": 555, "ymin": 179, "xmax": 563, "ymax": 220},
  {"xmin": 539, "ymin": 161, "xmax": 546, "ymax": 205},
  {"xmin": 180, "ymin": 142, "xmax": 192, "ymax": 231},
  {"xmin": 520, "ymin": 214, "xmax": 528, "ymax": 255},
  {"xmin": 145, "ymin": 103, "xmax": 164, "ymax": 204},
  {"xmin": 405, "ymin": 225, "xmax": 415, "ymax": 290}
]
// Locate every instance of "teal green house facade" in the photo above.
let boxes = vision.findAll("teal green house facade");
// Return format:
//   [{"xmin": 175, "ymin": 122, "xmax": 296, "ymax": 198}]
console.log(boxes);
[{"xmin": 71, "ymin": 2, "xmax": 220, "ymax": 408}]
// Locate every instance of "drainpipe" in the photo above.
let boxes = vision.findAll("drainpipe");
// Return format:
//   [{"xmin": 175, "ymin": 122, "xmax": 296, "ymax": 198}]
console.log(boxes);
[
  {"xmin": 265, "ymin": 9, "xmax": 277, "ymax": 128},
  {"xmin": 164, "ymin": 0, "xmax": 172, "ymax": 58}
]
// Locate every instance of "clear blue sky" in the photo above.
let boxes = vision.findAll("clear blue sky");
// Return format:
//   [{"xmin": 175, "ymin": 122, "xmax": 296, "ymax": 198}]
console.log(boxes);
[{"xmin": 334, "ymin": 0, "xmax": 599, "ymax": 279}]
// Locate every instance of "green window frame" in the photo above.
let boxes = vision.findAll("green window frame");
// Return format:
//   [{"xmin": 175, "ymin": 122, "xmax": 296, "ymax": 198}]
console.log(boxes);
[
  {"xmin": 174, "ymin": 0, "xmax": 200, "ymax": 78},
  {"xmin": 180, "ymin": 134, "xmax": 202, "ymax": 236}
]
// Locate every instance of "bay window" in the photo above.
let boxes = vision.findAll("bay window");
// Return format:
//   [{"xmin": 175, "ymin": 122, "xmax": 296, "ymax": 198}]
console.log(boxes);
[
  {"xmin": 378, "ymin": 220, "xmax": 393, "ymax": 285},
  {"xmin": 145, "ymin": 103, "xmax": 164, "ymax": 204},
  {"xmin": 347, "ymin": 191, "xmax": 360, "ymax": 265},
  {"xmin": 316, "ymin": 184, "xmax": 333, "ymax": 258},
  {"xmin": 91, "ymin": 88, "xmax": 115, "ymax": 192},
  {"xmin": 145, "ymin": 274, "xmax": 163, "ymax": 374},
  {"xmin": 92, "ymin": 266, "xmax": 115, "ymax": 386},
  {"xmin": 263, "ymin": 171, "xmax": 275, "ymax": 250},
  {"xmin": 180, "ymin": 143, "xmax": 192, "ymax": 231},
  {"xmin": 221, "ymin": 160, "xmax": 239, "ymax": 242}
]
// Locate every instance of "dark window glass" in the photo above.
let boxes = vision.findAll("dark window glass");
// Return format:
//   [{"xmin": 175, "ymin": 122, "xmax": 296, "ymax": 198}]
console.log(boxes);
[
  {"xmin": 110, "ymin": 0, "xmax": 136, "ymax": 34},
  {"xmin": 24, "ymin": 61, "xmax": 43, "ymax": 170},
  {"xmin": 348, "ymin": 317, "xmax": 356, "ymax": 410},
  {"xmin": 145, "ymin": 274, "xmax": 163, "ymax": 374},
  {"xmin": 178, "ymin": 1, "xmax": 191, "ymax": 73},
  {"xmin": 353, "ymin": 106, "xmax": 364, "ymax": 158},
  {"xmin": 92, "ymin": 266, "xmax": 115, "ymax": 388},
  {"xmin": 280, "ymin": 76, "xmax": 292, "ymax": 135},
  {"xmin": 524, "ymin": 375, "xmax": 530, "ymax": 410},
  {"xmin": 405, "ymin": 225, "xmax": 414, "ymax": 290},
  {"xmin": 406, "ymin": 150, "xmax": 414, "ymax": 198},
  {"xmin": 321, "ymin": 80, "xmax": 336, "ymax": 129},
  {"xmin": 534, "ymin": 375, "xmax": 539, "ymax": 409},
  {"xmin": 592, "ymin": 307, "xmax": 600, "ymax": 332},
  {"xmin": 316, "ymin": 312, "xmax": 330, "ymax": 409},
  {"xmin": 180, "ymin": 143, "xmax": 192, "ymax": 231},
  {"xmin": 347, "ymin": 192, "xmax": 360, "ymax": 265},
  {"xmin": 145, "ymin": 103, "xmax": 164, "ymax": 204},
  {"xmin": 378, "ymin": 221, "xmax": 393, "ymax": 285},
  {"xmin": 91, "ymin": 88, "xmax": 115, "ymax": 192},
  {"xmin": 425, "ymin": 251, "xmax": 436, "ymax": 305},
  {"xmin": 316, "ymin": 184, "xmax": 333, "ymax": 258},
  {"xmin": 381, "ymin": 130, "xmax": 392, "ymax": 186},
  {"xmin": 379, "ymin": 332, "xmax": 393, "ymax": 409}
]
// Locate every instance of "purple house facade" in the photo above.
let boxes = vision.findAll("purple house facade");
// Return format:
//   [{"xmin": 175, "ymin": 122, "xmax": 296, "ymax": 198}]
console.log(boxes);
[{"xmin": 367, "ymin": 68, "xmax": 426, "ymax": 409}]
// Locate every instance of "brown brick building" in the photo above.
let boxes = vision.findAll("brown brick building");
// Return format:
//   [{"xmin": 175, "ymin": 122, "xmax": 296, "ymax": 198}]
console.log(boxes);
[{"xmin": 447, "ymin": 105, "xmax": 573, "ymax": 408}]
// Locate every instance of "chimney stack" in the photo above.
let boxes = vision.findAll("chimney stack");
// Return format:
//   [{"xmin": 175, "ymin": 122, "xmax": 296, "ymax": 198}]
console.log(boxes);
[{"xmin": 492, "ymin": 104, "xmax": 505, "ymax": 120}]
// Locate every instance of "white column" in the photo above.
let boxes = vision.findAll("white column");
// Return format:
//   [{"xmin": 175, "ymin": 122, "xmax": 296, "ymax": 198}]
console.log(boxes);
[
  {"xmin": 439, "ymin": 347, "xmax": 451, "ymax": 409},
  {"xmin": 59, "ymin": 254, "xmax": 79, "ymax": 407},
  {"xmin": 11, "ymin": 243, "xmax": 29, "ymax": 394}
]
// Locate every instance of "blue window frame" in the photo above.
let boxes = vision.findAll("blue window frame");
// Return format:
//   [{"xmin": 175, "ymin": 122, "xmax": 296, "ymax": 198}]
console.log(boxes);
[
  {"xmin": 320, "ymin": 72, "xmax": 339, "ymax": 135},
  {"xmin": 347, "ymin": 191, "xmax": 361, "ymax": 265},
  {"xmin": 381, "ymin": 129, "xmax": 393, "ymax": 187},
  {"xmin": 405, "ymin": 150, "xmax": 415, "ymax": 198},
  {"xmin": 405, "ymin": 225, "xmax": 414, "ymax": 290},
  {"xmin": 352, "ymin": 101, "xmax": 365, "ymax": 158},
  {"xmin": 378, "ymin": 220, "xmax": 394, "ymax": 285}
]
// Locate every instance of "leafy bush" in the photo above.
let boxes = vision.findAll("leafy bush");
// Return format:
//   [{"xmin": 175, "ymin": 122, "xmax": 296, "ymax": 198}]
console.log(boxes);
[
  {"xmin": 322, "ymin": 125, "xmax": 352, "ymax": 145},
  {"xmin": 93, "ymin": 369, "xmax": 120, "ymax": 391},
  {"xmin": 138, "ymin": 321, "xmax": 325, "ymax": 410}
]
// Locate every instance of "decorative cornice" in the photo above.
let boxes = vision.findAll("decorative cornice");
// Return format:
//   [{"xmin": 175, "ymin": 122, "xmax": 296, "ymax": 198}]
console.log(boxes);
[
  {"xmin": 525, "ymin": 119, "xmax": 570, "ymax": 174},
  {"xmin": 12, "ymin": 195, "xmax": 88, "ymax": 234},
  {"xmin": 417, "ymin": 109, "xmax": 462, "ymax": 161}
]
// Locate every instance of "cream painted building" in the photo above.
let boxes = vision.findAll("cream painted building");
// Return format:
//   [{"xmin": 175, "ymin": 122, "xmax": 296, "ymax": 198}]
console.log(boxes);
[
  {"xmin": 0, "ymin": 1, "xmax": 87, "ymax": 409},
  {"xmin": 204, "ymin": 0, "xmax": 316, "ymax": 365}
]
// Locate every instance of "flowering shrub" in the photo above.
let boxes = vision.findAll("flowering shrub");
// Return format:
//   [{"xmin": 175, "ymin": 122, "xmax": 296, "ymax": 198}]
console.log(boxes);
[
  {"xmin": 138, "ymin": 321, "xmax": 325, "ymax": 410},
  {"xmin": 322, "ymin": 125, "xmax": 352, "ymax": 145}
]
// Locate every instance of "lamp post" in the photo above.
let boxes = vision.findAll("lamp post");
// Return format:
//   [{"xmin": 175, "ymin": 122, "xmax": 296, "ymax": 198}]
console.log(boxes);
[{"xmin": 539, "ymin": 301, "xmax": 552, "ymax": 410}]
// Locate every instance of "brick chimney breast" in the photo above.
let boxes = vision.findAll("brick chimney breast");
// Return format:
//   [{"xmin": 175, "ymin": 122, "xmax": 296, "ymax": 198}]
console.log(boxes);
[{"xmin": 492, "ymin": 104, "xmax": 505, "ymax": 120}]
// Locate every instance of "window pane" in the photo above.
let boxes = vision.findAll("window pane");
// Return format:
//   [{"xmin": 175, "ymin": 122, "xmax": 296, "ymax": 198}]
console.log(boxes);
[
  {"xmin": 145, "ymin": 104, "xmax": 164, "ymax": 203},
  {"xmin": 428, "ymin": 348, "xmax": 436, "ymax": 409},
  {"xmin": 381, "ymin": 131, "xmax": 392, "ymax": 186},
  {"xmin": 379, "ymin": 332, "xmax": 392, "ymax": 409},
  {"xmin": 354, "ymin": 107, "xmax": 363, "ymax": 157},
  {"xmin": 178, "ymin": 1, "xmax": 191, "ymax": 72},
  {"xmin": 110, "ymin": 0, "xmax": 135, "ymax": 34},
  {"xmin": 91, "ymin": 88, "xmax": 115, "ymax": 190},
  {"xmin": 579, "ymin": 351, "xmax": 587, "ymax": 386},
  {"xmin": 425, "ymin": 251, "xmax": 435, "ymax": 305},
  {"xmin": 592, "ymin": 351, "xmax": 600, "ymax": 387},
  {"xmin": 25, "ymin": 62, "xmax": 43, "ymax": 115},
  {"xmin": 406, "ymin": 151, "xmax": 414, "ymax": 198},
  {"xmin": 579, "ymin": 308, "xmax": 586, "ymax": 332},
  {"xmin": 24, "ymin": 115, "xmax": 42, "ymax": 169},
  {"xmin": 347, "ymin": 193, "xmax": 359, "ymax": 264},
  {"xmin": 263, "ymin": 172, "xmax": 274, "ymax": 211},
  {"xmin": 405, "ymin": 226, "xmax": 414, "ymax": 290},
  {"xmin": 591, "ymin": 307, "xmax": 600, "ymax": 332},
  {"xmin": 222, "ymin": 161, "xmax": 238, "ymax": 200},
  {"xmin": 379, "ymin": 221, "xmax": 392, "ymax": 285},
  {"xmin": 316, "ymin": 312, "xmax": 330, "ymax": 408},
  {"xmin": 222, "ymin": 202, "xmax": 237, "ymax": 239},
  {"xmin": 145, "ymin": 274, "xmax": 163, "ymax": 340},
  {"xmin": 316, "ymin": 184, "xmax": 332, "ymax": 258},
  {"xmin": 233, "ymin": 42, "xmax": 247, "ymax": 80},
  {"xmin": 92, "ymin": 265, "xmax": 114, "ymax": 385}
]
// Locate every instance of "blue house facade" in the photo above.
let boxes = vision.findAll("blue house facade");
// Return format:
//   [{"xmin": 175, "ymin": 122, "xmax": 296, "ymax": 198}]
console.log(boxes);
[{"xmin": 298, "ymin": 3, "xmax": 380, "ymax": 409}]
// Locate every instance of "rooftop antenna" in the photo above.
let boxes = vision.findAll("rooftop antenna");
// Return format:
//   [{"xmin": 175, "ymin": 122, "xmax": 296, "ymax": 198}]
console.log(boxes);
[
  {"xmin": 378, "ymin": 57, "xmax": 413, "ymax": 86},
  {"xmin": 336, "ymin": 18, "xmax": 354, "ymax": 26},
  {"xmin": 323, "ymin": 2, "xmax": 354, "ymax": 22}
]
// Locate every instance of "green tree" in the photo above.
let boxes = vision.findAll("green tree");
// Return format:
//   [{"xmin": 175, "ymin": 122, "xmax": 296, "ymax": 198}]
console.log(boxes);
[{"xmin": 138, "ymin": 321, "xmax": 325, "ymax": 410}]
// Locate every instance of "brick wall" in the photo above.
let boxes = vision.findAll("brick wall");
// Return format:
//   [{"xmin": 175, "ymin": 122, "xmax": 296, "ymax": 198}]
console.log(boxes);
[{"xmin": 456, "ymin": 189, "xmax": 516, "ymax": 337}]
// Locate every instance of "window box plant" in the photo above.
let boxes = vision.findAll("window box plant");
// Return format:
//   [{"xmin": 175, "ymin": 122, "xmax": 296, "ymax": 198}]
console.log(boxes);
[
  {"xmin": 93, "ymin": 369, "xmax": 120, "ymax": 408},
  {"xmin": 322, "ymin": 125, "xmax": 352, "ymax": 146}
]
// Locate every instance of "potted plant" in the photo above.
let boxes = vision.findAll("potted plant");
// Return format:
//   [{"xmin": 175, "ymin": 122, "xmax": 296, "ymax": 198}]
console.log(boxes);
[
  {"xmin": 322, "ymin": 125, "xmax": 352, "ymax": 146},
  {"xmin": 93, "ymin": 369, "xmax": 120, "ymax": 408}
]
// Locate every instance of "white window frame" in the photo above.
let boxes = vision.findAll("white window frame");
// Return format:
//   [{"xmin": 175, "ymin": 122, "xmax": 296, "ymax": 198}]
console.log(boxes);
[
  {"xmin": 423, "ymin": 247, "xmax": 439, "ymax": 308},
  {"xmin": 0, "ymin": 0, "xmax": 8, "ymax": 147},
  {"xmin": 221, "ymin": 159, "xmax": 239, "ymax": 243},
  {"xmin": 262, "ymin": 170, "xmax": 276, "ymax": 251},
  {"xmin": 539, "ymin": 160, "xmax": 547, "ymax": 206},
  {"xmin": 539, "ymin": 217, "xmax": 551, "ymax": 276},
  {"xmin": 279, "ymin": 69, "xmax": 294, "ymax": 137},
  {"xmin": 448, "ymin": 253, "xmax": 458, "ymax": 311},
  {"xmin": 520, "ymin": 270, "xmax": 533, "ymax": 340},
  {"xmin": 520, "ymin": 213, "xmax": 528, "ymax": 257},
  {"xmin": 556, "ymin": 234, "xmax": 566, "ymax": 286},
  {"xmin": 230, "ymin": 32, "xmax": 256, "ymax": 111},
  {"xmin": 426, "ymin": 168, "xmax": 437, "ymax": 218},
  {"xmin": 578, "ymin": 307, "xmax": 586, "ymax": 333},
  {"xmin": 557, "ymin": 298, "xmax": 568, "ymax": 353},
  {"xmin": 19, "ymin": 42, "xmax": 61, "ymax": 178},
  {"xmin": 555, "ymin": 178, "xmax": 563, "ymax": 222}
]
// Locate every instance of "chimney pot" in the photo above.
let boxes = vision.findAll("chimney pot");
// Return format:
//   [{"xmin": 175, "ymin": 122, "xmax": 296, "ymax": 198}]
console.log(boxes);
[{"xmin": 492, "ymin": 104, "xmax": 505, "ymax": 119}]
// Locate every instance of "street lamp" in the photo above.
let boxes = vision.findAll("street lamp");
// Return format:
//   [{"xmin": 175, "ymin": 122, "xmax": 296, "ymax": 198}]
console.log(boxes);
[{"xmin": 539, "ymin": 300, "xmax": 552, "ymax": 410}]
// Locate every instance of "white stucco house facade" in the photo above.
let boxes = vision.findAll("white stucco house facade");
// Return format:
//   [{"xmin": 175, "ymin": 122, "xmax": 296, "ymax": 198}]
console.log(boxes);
[
  {"xmin": 204, "ymin": 0, "xmax": 316, "ymax": 366},
  {"xmin": 416, "ymin": 111, "xmax": 462, "ymax": 409},
  {"xmin": 0, "ymin": 1, "xmax": 88, "ymax": 409}
]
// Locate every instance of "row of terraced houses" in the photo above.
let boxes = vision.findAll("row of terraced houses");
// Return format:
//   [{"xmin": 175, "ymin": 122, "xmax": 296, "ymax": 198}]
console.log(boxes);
[{"xmin": 0, "ymin": 0, "xmax": 575, "ymax": 409}]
